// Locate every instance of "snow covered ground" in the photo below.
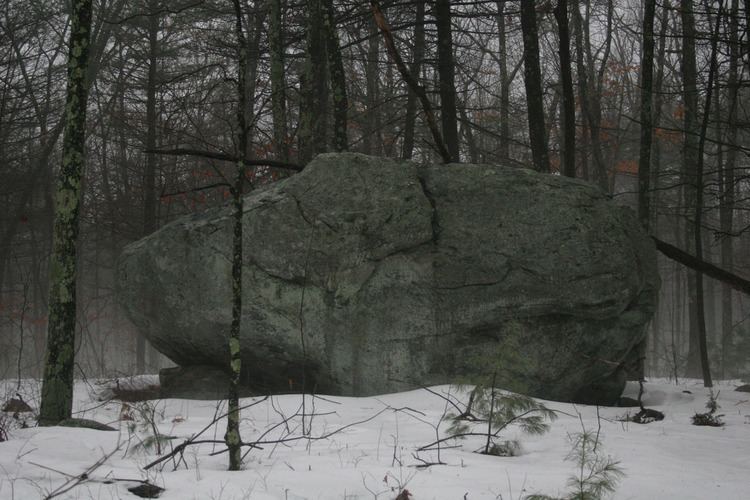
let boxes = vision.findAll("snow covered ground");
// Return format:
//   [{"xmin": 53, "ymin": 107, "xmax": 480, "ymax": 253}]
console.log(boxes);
[{"xmin": 1, "ymin": 377, "xmax": 748, "ymax": 499}]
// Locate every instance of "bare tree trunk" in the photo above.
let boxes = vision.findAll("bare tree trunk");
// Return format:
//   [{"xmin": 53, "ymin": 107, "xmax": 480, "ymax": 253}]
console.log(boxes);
[
  {"xmin": 650, "ymin": 0, "xmax": 670, "ymax": 230},
  {"xmin": 268, "ymin": 0, "xmax": 288, "ymax": 161},
  {"xmin": 592, "ymin": 0, "xmax": 612, "ymax": 190},
  {"xmin": 246, "ymin": 8, "xmax": 267, "ymax": 154},
  {"xmin": 137, "ymin": 0, "xmax": 161, "ymax": 375},
  {"xmin": 648, "ymin": 0, "xmax": 670, "ymax": 375},
  {"xmin": 363, "ymin": 17, "xmax": 381, "ymax": 155},
  {"xmin": 638, "ymin": 0, "xmax": 656, "ymax": 231},
  {"xmin": 39, "ymin": 0, "xmax": 94, "ymax": 426},
  {"xmin": 458, "ymin": 89, "xmax": 478, "ymax": 163},
  {"xmin": 571, "ymin": 4, "xmax": 591, "ymax": 182},
  {"xmin": 520, "ymin": 0, "xmax": 550, "ymax": 173},
  {"xmin": 573, "ymin": 0, "xmax": 607, "ymax": 190},
  {"xmin": 496, "ymin": 1, "xmax": 511, "ymax": 163},
  {"xmin": 680, "ymin": 0, "xmax": 703, "ymax": 380},
  {"xmin": 435, "ymin": 0, "xmax": 459, "ymax": 162},
  {"xmin": 402, "ymin": 0, "xmax": 425, "ymax": 160},
  {"xmin": 323, "ymin": 0, "xmax": 348, "ymax": 151},
  {"xmin": 299, "ymin": 0, "xmax": 327, "ymax": 163},
  {"xmin": 555, "ymin": 0, "xmax": 575, "ymax": 177},
  {"xmin": 634, "ymin": 0, "xmax": 654, "ymax": 385},
  {"xmin": 720, "ymin": 0, "xmax": 739, "ymax": 378},
  {"xmin": 371, "ymin": 0, "xmax": 451, "ymax": 163},
  {"xmin": 689, "ymin": 0, "xmax": 723, "ymax": 388}
]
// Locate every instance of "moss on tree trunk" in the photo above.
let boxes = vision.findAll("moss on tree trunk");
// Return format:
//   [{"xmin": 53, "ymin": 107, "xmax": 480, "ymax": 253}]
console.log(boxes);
[
  {"xmin": 39, "ymin": 0, "xmax": 94, "ymax": 426},
  {"xmin": 226, "ymin": 0, "xmax": 248, "ymax": 471}
]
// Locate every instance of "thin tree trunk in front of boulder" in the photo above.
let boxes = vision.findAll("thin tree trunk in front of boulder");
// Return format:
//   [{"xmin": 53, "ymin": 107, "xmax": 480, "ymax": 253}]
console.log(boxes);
[{"xmin": 226, "ymin": 0, "xmax": 248, "ymax": 471}]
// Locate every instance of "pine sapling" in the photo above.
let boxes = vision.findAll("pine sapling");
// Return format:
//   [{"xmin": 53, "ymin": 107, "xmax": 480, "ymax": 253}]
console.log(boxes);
[
  {"xmin": 445, "ymin": 384, "xmax": 557, "ymax": 457},
  {"xmin": 562, "ymin": 430, "xmax": 624, "ymax": 500},
  {"xmin": 526, "ymin": 413, "xmax": 624, "ymax": 500},
  {"xmin": 691, "ymin": 390, "xmax": 724, "ymax": 427}
]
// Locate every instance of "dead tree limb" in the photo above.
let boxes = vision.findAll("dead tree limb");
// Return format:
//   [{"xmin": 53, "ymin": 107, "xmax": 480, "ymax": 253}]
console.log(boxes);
[
  {"xmin": 146, "ymin": 148, "xmax": 303, "ymax": 171},
  {"xmin": 143, "ymin": 396, "xmax": 269, "ymax": 471},
  {"xmin": 653, "ymin": 236, "xmax": 750, "ymax": 296},
  {"xmin": 370, "ymin": 0, "xmax": 452, "ymax": 163},
  {"xmin": 159, "ymin": 182, "xmax": 231, "ymax": 199},
  {"xmin": 36, "ymin": 445, "xmax": 120, "ymax": 499}
]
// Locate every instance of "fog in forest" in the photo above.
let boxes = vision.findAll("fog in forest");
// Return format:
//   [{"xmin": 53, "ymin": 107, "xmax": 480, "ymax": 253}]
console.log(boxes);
[{"xmin": 1, "ymin": 0, "xmax": 749, "ymax": 386}]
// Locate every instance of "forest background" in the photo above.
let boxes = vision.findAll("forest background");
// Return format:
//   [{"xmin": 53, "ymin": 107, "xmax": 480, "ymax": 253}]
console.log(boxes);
[{"xmin": 1, "ymin": 0, "xmax": 749, "ymax": 389}]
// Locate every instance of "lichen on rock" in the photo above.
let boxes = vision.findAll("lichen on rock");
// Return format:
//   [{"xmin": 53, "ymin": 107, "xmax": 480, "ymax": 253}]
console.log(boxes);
[{"xmin": 117, "ymin": 153, "xmax": 659, "ymax": 404}]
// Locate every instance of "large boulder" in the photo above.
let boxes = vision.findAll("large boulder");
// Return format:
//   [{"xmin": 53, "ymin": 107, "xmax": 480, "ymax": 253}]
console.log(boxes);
[{"xmin": 117, "ymin": 153, "xmax": 659, "ymax": 404}]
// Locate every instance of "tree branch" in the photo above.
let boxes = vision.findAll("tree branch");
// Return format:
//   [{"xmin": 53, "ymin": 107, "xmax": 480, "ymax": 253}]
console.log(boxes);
[
  {"xmin": 159, "ymin": 182, "xmax": 231, "ymax": 199},
  {"xmin": 370, "ymin": 0, "xmax": 452, "ymax": 163},
  {"xmin": 146, "ymin": 148, "xmax": 303, "ymax": 171},
  {"xmin": 653, "ymin": 236, "xmax": 750, "ymax": 296},
  {"xmin": 144, "ymin": 396, "xmax": 269, "ymax": 471},
  {"xmin": 105, "ymin": 1, "xmax": 205, "ymax": 25}
]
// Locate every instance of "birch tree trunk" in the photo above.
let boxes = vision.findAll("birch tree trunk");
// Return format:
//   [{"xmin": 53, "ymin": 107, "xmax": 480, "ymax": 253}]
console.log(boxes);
[{"xmin": 226, "ymin": 0, "xmax": 248, "ymax": 471}]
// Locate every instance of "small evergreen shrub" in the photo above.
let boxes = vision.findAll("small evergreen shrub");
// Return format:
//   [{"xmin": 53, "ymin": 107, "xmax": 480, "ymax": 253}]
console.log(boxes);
[
  {"xmin": 525, "ymin": 428, "xmax": 624, "ymax": 500},
  {"xmin": 447, "ymin": 386, "xmax": 556, "ymax": 456},
  {"xmin": 691, "ymin": 391, "xmax": 724, "ymax": 427}
]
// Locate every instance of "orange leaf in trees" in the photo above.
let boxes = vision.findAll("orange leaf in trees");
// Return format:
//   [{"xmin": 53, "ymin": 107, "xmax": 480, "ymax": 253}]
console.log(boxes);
[
  {"xmin": 550, "ymin": 155, "xmax": 561, "ymax": 173},
  {"xmin": 615, "ymin": 159, "xmax": 638, "ymax": 174}
]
